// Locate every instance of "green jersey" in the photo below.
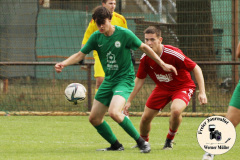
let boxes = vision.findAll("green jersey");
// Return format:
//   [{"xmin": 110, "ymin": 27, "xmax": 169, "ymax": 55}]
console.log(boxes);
[{"xmin": 81, "ymin": 26, "xmax": 142, "ymax": 82}]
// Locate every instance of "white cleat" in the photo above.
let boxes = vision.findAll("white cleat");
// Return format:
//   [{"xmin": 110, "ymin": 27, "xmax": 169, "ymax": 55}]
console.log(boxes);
[
  {"xmin": 138, "ymin": 141, "xmax": 151, "ymax": 153},
  {"xmin": 202, "ymin": 152, "xmax": 214, "ymax": 160}
]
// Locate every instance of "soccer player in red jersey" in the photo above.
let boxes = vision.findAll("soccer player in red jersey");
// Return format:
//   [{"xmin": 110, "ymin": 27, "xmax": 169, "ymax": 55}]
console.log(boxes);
[{"xmin": 123, "ymin": 26, "xmax": 207, "ymax": 150}]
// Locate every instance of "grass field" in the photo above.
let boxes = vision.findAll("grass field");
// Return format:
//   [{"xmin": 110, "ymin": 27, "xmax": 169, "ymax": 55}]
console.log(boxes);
[{"xmin": 0, "ymin": 116, "xmax": 239, "ymax": 160}]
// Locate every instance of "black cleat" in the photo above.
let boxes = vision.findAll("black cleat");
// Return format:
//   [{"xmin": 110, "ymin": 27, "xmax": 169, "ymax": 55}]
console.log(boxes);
[
  {"xmin": 96, "ymin": 144, "xmax": 124, "ymax": 151},
  {"xmin": 162, "ymin": 139, "xmax": 174, "ymax": 150},
  {"xmin": 138, "ymin": 141, "xmax": 151, "ymax": 153}
]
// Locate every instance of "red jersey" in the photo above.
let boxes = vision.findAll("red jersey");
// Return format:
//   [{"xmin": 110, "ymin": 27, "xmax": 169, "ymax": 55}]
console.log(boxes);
[{"xmin": 137, "ymin": 45, "xmax": 196, "ymax": 90}]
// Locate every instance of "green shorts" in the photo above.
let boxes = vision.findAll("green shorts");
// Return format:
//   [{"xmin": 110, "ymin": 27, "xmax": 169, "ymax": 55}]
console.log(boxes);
[
  {"xmin": 229, "ymin": 80, "xmax": 240, "ymax": 109},
  {"xmin": 95, "ymin": 79, "xmax": 135, "ymax": 107}
]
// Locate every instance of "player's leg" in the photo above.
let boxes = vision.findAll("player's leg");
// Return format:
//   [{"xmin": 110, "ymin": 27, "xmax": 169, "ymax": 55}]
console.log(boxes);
[
  {"xmin": 89, "ymin": 99, "xmax": 108, "ymax": 126},
  {"xmin": 163, "ymin": 88, "xmax": 194, "ymax": 150},
  {"xmin": 140, "ymin": 106, "xmax": 159, "ymax": 142},
  {"xmin": 108, "ymin": 95, "xmax": 126, "ymax": 123},
  {"xmin": 110, "ymin": 84, "xmax": 151, "ymax": 153},
  {"xmin": 162, "ymin": 99, "xmax": 187, "ymax": 150},
  {"xmin": 90, "ymin": 82, "xmax": 123, "ymax": 151},
  {"xmin": 94, "ymin": 52, "xmax": 105, "ymax": 93},
  {"xmin": 226, "ymin": 81, "xmax": 240, "ymax": 127},
  {"xmin": 142, "ymin": 86, "xmax": 170, "ymax": 143},
  {"xmin": 226, "ymin": 106, "xmax": 240, "ymax": 127},
  {"xmin": 109, "ymin": 95, "xmax": 143, "ymax": 140},
  {"xmin": 89, "ymin": 99, "xmax": 123, "ymax": 151},
  {"xmin": 169, "ymin": 99, "xmax": 187, "ymax": 131},
  {"xmin": 95, "ymin": 77, "xmax": 104, "ymax": 90}
]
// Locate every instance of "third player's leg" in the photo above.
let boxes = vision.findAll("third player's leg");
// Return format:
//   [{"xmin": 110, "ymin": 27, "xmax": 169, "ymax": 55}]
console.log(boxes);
[
  {"xmin": 226, "ymin": 106, "xmax": 240, "ymax": 127},
  {"xmin": 226, "ymin": 82, "xmax": 240, "ymax": 127},
  {"xmin": 95, "ymin": 77, "xmax": 104, "ymax": 89},
  {"xmin": 93, "ymin": 52, "xmax": 105, "ymax": 91}
]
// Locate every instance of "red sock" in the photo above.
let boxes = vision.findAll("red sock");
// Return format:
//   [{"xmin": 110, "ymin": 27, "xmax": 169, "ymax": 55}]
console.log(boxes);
[
  {"xmin": 167, "ymin": 128, "xmax": 177, "ymax": 140},
  {"xmin": 141, "ymin": 135, "xmax": 149, "ymax": 142}
]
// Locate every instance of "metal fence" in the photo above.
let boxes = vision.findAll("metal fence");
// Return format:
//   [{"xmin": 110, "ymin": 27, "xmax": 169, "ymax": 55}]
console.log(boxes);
[{"xmin": 0, "ymin": 0, "xmax": 239, "ymax": 114}]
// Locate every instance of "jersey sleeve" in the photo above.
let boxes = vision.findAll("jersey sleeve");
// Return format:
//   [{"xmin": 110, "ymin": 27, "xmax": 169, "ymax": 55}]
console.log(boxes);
[
  {"xmin": 176, "ymin": 55, "xmax": 196, "ymax": 72},
  {"xmin": 82, "ymin": 19, "xmax": 98, "ymax": 45},
  {"xmin": 136, "ymin": 54, "xmax": 148, "ymax": 79},
  {"xmin": 80, "ymin": 33, "xmax": 97, "ymax": 54},
  {"xmin": 125, "ymin": 29, "xmax": 142, "ymax": 51},
  {"xmin": 183, "ymin": 57, "xmax": 196, "ymax": 71}
]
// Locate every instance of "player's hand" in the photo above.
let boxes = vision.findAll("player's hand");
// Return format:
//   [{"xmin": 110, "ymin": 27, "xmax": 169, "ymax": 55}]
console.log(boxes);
[
  {"xmin": 123, "ymin": 102, "xmax": 131, "ymax": 116},
  {"xmin": 162, "ymin": 63, "xmax": 178, "ymax": 75},
  {"xmin": 55, "ymin": 62, "xmax": 65, "ymax": 73},
  {"xmin": 198, "ymin": 92, "xmax": 207, "ymax": 105}
]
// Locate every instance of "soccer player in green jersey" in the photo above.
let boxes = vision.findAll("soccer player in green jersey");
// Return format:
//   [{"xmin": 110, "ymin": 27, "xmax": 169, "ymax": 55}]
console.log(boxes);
[
  {"xmin": 202, "ymin": 41, "xmax": 240, "ymax": 160},
  {"xmin": 226, "ymin": 41, "xmax": 240, "ymax": 128},
  {"xmin": 55, "ymin": 6, "xmax": 177, "ymax": 153}
]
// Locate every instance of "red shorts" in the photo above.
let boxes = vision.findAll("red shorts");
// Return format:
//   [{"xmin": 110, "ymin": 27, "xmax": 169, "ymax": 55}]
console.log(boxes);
[{"xmin": 146, "ymin": 86, "xmax": 195, "ymax": 111}]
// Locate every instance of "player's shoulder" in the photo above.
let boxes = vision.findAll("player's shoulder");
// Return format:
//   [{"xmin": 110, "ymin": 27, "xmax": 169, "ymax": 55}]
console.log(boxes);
[
  {"xmin": 113, "ymin": 12, "xmax": 126, "ymax": 20},
  {"xmin": 140, "ymin": 53, "xmax": 147, "ymax": 61},
  {"xmin": 164, "ymin": 45, "xmax": 182, "ymax": 53},
  {"xmin": 163, "ymin": 45, "xmax": 187, "ymax": 61},
  {"xmin": 164, "ymin": 45, "xmax": 185, "ymax": 55},
  {"xmin": 113, "ymin": 12, "xmax": 126, "ymax": 22},
  {"xmin": 89, "ymin": 18, "xmax": 96, "ymax": 25},
  {"xmin": 115, "ymin": 25, "xmax": 129, "ymax": 33},
  {"xmin": 140, "ymin": 53, "xmax": 153, "ymax": 66},
  {"xmin": 91, "ymin": 29, "xmax": 101, "ymax": 37}
]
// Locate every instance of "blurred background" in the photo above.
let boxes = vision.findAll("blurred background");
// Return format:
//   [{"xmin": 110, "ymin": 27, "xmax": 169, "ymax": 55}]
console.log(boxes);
[{"xmin": 0, "ymin": 0, "xmax": 239, "ymax": 115}]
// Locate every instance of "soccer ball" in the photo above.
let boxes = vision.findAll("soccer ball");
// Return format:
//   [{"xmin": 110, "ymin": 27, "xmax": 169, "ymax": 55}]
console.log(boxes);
[{"xmin": 64, "ymin": 83, "xmax": 87, "ymax": 104}]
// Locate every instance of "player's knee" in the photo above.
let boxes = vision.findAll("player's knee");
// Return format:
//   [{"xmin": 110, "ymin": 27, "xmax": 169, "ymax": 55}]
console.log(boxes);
[
  {"xmin": 109, "ymin": 111, "xmax": 122, "ymax": 122},
  {"xmin": 108, "ymin": 111, "xmax": 117, "ymax": 119},
  {"xmin": 88, "ymin": 116, "xmax": 95, "ymax": 124},
  {"xmin": 89, "ymin": 116, "xmax": 100, "ymax": 126},
  {"xmin": 141, "ymin": 116, "xmax": 152, "ymax": 125},
  {"xmin": 171, "ymin": 109, "xmax": 182, "ymax": 118},
  {"xmin": 227, "ymin": 117, "xmax": 239, "ymax": 128}
]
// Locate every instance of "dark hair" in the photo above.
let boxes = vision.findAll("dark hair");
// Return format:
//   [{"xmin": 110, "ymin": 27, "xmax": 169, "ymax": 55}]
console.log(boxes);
[
  {"xmin": 92, "ymin": 6, "xmax": 112, "ymax": 26},
  {"xmin": 144, "ymin": 26, "xmax": 161, "ymax": 37},
  {"xmin": 102, "ymin": 0, "xmax": 108, "ymax": 3}
]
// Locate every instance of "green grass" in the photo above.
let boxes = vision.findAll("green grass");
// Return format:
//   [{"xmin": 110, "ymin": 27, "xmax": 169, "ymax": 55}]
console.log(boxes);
[{"xmin": 0, "ymin": 116, "xmax": 239, "ymax": 160}]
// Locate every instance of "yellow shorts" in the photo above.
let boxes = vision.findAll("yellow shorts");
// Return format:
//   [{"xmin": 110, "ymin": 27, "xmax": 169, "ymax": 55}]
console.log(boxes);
[{"xmin": 93, "ymin": 51, "xmax": 105, "ymax": 78}]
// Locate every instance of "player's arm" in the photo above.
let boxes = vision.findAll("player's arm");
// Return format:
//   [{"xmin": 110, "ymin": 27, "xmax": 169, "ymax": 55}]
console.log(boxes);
[
  {"xmin": 123, "ymin": 77, "xmax": 145, "ymax": 116},
  {"xmin": 192, "ymin": 64, "xmax": 207, "ymax": 105},
  {"xmin": 79, "ymin": 44, "xmax": 86, "ymax": 64},
  {"xmin": 139, "ymin": 43, "xmax": 178, "ymax": 75},
  {"xmin": 55, "ymin": 51, "xmax": 86, "ymax": 73},
  {"xmin": 236, "ymin": 41, "xmax": 240, "ymax": 58}
]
